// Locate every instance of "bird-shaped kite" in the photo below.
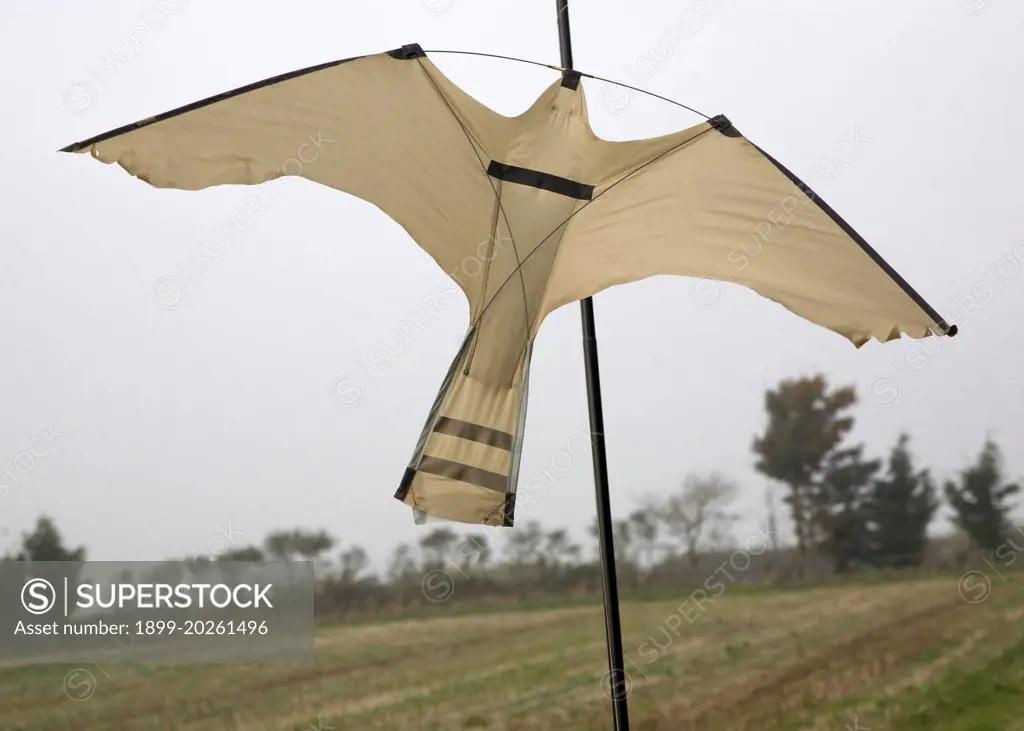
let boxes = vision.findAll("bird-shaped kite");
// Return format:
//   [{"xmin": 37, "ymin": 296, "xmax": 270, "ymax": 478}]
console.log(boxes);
[{"xmin": 62, "ymin": 43, "xmax": 956, "ymax": 529}]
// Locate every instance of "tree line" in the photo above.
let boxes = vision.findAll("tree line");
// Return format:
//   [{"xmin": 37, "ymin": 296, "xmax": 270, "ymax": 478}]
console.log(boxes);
[
  {"xmin": 753, "ymin": 375, "xmax": 1019, "ymax": 573},
  {"xmin": 4, "ymin": 374, "xmax": 1019, "ymax": 616}
]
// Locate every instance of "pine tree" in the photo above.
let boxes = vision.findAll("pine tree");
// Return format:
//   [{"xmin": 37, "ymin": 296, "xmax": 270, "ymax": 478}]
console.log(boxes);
[
  {"xmin": 867, "ymin": 434, "xmax": 938, "ymax": 568},
  {"xmin": 14, "ymin": 516, "xmax": 86, "ymax": 562},
  {"xmin": 945, "ymin": 439, "xmax": 1020, "ymax": 551},
  {"xmin": 813, "ymin": 445, "xmax": 880, "ymax": 573}
]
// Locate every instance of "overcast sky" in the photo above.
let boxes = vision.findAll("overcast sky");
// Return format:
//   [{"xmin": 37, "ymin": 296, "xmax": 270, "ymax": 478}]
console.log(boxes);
[{"xmin": 1, "ymin": 0, "xmax": 1021, "ymax": 570}]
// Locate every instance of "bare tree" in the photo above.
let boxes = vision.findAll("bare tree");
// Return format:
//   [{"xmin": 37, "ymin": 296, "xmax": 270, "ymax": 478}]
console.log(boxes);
[
  {"xmin": 543, "ymin": 529, "xmax": 581, "ymax": 576},
  {"xmin": 218, "ymin": 546, "xmax": 265, "ymax": 562},
  {"xmin": 215, "ymin": 546, "xmax": 263, "ymax": 583},
  {"xmin": 186, "ymin": 554, "xmax": 214, "ymax": 578},
  {"xmin": 587, "ymin": 518, "xmax": 638, "ymax": 589},
  {"xmin": 458, "ymin": 533, "xmax": 493, "ymax": 574},
  {"xmin": 387, "ymin": 543, "xmax": 417, "ymax": 581},
  {"xmin": 587, "ymin": 518, "xmax": 634, "ymax": 564},
  {"xmin": 504, "ymin": 520, "xmax": 545, "ymax": 568},
  {"xmin": 386, "ymin": 543, "xmax": 417, "ymax": 607},
  {"xmin": 661, "ymin": 473, "xmax": 739, "ymax": 570},
  {"xmin": 263, "ymin": 531, "xmax": 295, "ymax": 561},
  {"xmin": 263, "ymin": 529, "xmax": 335, "ymax": 563},
  {"xmin": 419, "ymin": 527, "xmax": 459, "ymax": 569},
  {"xmin": 293, "ymin": 530, "xmax": 336, "ymax": 561},
  {"xmin": 628, "ymin": 507, "xmax": 661, "ymax": 576},
  {"xmin": 339, "ymin": 545, "xmax": 370, "ymax": 584}
]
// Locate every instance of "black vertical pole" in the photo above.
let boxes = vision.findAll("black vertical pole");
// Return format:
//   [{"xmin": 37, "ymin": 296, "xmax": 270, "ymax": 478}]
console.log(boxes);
[{"xmin": 555, "ymin": 3, "xmax": 631, "ymax": 729}]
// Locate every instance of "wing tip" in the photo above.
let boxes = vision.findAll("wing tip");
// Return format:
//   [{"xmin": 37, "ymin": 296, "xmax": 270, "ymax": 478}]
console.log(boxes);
[{"xmin": 853, "ymin": 320, "xmax": 958, "ymax": 348}]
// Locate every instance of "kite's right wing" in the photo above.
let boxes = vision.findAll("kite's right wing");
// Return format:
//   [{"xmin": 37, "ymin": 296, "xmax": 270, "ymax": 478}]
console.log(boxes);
[
  {"xmin": 60, "ymin": 44, "xmax": 514, "ymax": 294},
  {"xmin": 541, "ymin": 115, "xmax": 956, "ymax": 347}
]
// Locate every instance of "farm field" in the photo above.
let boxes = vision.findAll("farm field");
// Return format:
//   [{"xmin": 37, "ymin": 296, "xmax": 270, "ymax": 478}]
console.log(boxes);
[{"xmin": 3, "ymin": 575, "xmax": 1023, "ymax": 731}]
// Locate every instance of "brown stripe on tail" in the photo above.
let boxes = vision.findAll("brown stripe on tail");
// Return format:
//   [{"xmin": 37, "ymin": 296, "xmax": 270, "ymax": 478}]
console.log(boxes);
[
  {"xmin": 432, "ymin": 417, "xmax": 514, "ymax": 451},
  {"xmin": 417, "ymin": 457, "xmax": 508, "ymax": 492}
]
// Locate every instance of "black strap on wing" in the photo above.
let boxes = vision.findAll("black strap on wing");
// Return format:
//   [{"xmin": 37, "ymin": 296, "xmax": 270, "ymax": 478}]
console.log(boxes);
[{"xmin": 487, "ymin": 161, "xmax": 594, "ymax": 200}]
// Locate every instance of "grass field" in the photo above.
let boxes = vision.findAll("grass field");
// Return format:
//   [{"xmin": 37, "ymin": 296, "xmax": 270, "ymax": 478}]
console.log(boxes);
[{"xmin": 3, "ymin": 574, "xmax": 1023, "ymax": 730}]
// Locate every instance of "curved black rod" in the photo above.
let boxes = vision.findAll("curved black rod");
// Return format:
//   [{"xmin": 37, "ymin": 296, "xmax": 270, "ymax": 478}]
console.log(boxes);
[
  {"xmin": 423, "ymin": 48, "xmax": 563, "ymax": 72},
  {"xmin": 424, "ymin": 48, "xmax": 711, "ymax": 119}
]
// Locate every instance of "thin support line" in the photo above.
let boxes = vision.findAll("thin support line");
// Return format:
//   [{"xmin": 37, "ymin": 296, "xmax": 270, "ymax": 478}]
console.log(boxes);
[
  {"xmin": 415, "ymin": 59, "xmax": 532, "ymax": 352},
  {"xmin": 465, "ymin": 189, "xmax": 504, "ymax": 375}
]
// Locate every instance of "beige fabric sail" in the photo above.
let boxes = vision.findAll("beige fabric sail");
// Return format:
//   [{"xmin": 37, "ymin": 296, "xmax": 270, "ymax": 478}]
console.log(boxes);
[{"xmin": 61, "ymin": 44, "xmax": 955, "ymax": 527}]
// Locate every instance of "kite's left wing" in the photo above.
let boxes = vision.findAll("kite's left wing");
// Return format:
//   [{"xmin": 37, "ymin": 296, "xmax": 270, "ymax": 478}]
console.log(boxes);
[
  {"xmin": 540, "ymin": 115, "xmax": 956, "ymax": 347},
  {"xmin": 60, "ymin": 44, "xmax": 515, "ymax": 290}
]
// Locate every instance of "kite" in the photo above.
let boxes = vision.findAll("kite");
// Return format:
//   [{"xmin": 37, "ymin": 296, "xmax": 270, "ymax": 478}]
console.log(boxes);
[{"xmin": 61, "ymin": 43, "xmax": 955, "ymax": 530}]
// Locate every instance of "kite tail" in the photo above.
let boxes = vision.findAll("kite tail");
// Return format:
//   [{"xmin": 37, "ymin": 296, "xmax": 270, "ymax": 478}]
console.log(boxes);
[{"xmin": 394, "ymin": 328, "xmax": 532, "ymax": 527}]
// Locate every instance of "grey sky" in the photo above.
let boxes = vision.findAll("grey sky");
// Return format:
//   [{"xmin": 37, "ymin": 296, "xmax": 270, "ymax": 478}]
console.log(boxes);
[{"xmin": 1, "ymin": 0, "xmax": 1021, "ymax": 570}]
